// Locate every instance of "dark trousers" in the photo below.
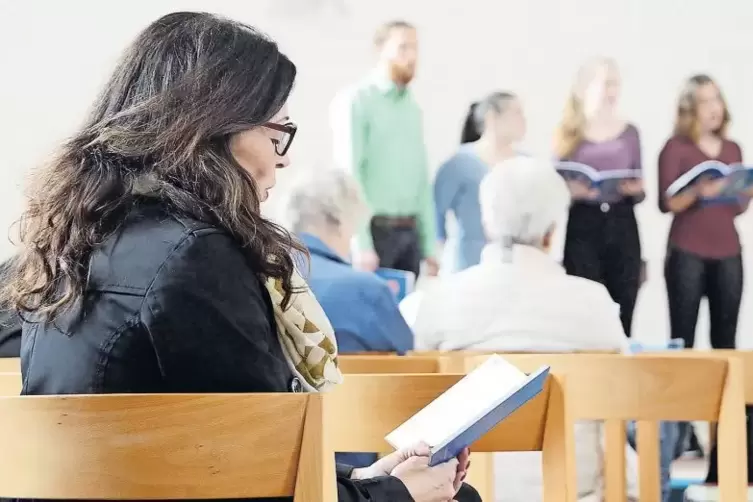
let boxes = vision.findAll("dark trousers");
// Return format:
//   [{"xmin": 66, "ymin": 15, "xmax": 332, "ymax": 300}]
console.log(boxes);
[
  {"xmin": 664, "ymin": 247, "xmax": 743, "ymax": 349},
  {"xmin": 563, "ymin": 202, "xmax": 642, "ymax": 336},
  {"xmin": 371, "ymin": 217, "xmax": 422, "ymax": 277}
]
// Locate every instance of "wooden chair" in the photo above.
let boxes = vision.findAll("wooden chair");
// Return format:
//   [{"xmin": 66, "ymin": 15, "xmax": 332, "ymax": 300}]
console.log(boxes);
[
  {"xmin": 0, "ymin": 393, "xmax": 334, "ymax": 500},
  {"xmin": 0, "ymin": 357, "xmax": 20, "ymax": 373},
  {"xmin": 325, "ymin": 372, "xmax": 576, "ymax": 502},
  {"xmin": 464, "ymin": 353, "xmax": 747, "ymax": 502},
  {"xmin": 0, "ymin": 372, "xmax": 21, "ymax": 396},
  {"xmin": 338, "ymin": 354, "xmax": 441, "ymax": 374}
]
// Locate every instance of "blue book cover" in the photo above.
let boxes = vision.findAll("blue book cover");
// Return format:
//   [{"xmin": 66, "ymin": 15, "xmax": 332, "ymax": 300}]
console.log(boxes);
[
  {"xmin": 385, "ymin": 355, "xmax": 550, "ymax": 466},
  {"xmin": 375, "ymin": 268, "xmax": 415, "ymax": 303},
  {"xmin": 556, "ymin": 161, "xmax": 641, "ymax": 203},
  {"xmin": 628, "ymin": 338, "xmax": 685, "ymax": 354},
  {"xmin": 665, "ymin": 160, "xmax": 753, "ymax": 204}
]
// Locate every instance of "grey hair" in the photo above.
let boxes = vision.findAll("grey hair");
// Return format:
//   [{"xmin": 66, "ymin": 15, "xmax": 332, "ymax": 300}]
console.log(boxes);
[
  {"xmin": 479, "ymin": 156, "xmax": 570, "ymax": 249},
  {"xmin": 281, "ymin": 168, "xmax": 369, "ymax": 234}
]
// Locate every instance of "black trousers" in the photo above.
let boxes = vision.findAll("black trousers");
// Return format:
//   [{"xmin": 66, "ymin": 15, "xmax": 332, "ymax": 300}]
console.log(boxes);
[
  {"xmin": 664, "ymin": 247, "xmax": 743, "ymax": 349},
  {"xmin": 371, "ymin": 217, "xmax": 422, "ymax": 277},
  {"xmin": 563, "ymin": 202, "xmax": 642, "ymax": 336}
]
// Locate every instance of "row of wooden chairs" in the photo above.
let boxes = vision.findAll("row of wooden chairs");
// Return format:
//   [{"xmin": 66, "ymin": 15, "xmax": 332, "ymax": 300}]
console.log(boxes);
[
  {"xmin": 0, "ymin": 360, "xmax": 566, "ymax": 500},
  {"xmin": 339, "ymin": 351, "xmax": 752, "ymax": 502},
  {"xmin": 0, "ymin": 351, "xmax": 749, "ymax": 502}
]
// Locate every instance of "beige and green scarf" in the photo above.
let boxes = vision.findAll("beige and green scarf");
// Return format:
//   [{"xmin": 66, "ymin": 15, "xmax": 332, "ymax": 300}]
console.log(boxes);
[{"xmin": 265, "ymin": 269, "xmax": 343, "ymax": 392}]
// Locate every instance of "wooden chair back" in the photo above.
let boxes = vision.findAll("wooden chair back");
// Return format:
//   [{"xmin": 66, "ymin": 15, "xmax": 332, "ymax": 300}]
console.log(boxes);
[
  {"xmin": 0, "ymin": 393, "xmax": 333, "ymax": 500},
  {"xmin": 0, "ymin": 357, "xmax": 20, "ymax": 373},
  {"xmin": 0, "ymin": 372, "xmax": 21, "ymax": 396},
  {"xmin": 338, "ymin": 354, "xmax": 441, "ymax": 374},
  {"xmin": 636, "ymin": 349, "xmax": 753, "ymax": 403},
  {"xmin": 465, "ymin": 353, "xmax": 747, "ymax": 502},
  {"xmin": 325, "ymin": 372, "xmax": 575, "ymax": 502}
]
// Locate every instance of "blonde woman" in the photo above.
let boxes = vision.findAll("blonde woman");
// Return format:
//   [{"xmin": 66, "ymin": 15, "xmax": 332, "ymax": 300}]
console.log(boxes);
[{"xmin": 554, "ymin": 57, "xmax": 644, "ymax": 337}]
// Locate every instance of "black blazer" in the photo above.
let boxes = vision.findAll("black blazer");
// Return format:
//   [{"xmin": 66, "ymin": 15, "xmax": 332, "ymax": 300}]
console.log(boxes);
[{"xmin": 19, "ymin": 201, "xmax": 414, "ymax": 502}]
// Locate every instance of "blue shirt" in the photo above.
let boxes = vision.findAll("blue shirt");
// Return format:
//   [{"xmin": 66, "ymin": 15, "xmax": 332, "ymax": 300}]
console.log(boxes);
[
  {"xmin": 300, "ymin": 233, "xmax": 414, "ymax": 355},
  {"xmin": 434, "ymin": 145, "xmax": 489, "ymax": 272},
  {"xmin": 301, "ymin": 233, "xmax": 414, "ymax": 469}
]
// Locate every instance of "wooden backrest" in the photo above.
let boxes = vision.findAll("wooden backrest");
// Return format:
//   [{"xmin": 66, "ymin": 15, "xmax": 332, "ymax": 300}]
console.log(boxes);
[
  {"xmin": 0, "ymin": 372, "xmax": 21, "ymax": 396},
  {"xmin": 466, "ymin": 353, "xmax": 747, "ymax": 502},
  {"xmin": 0, "ymin": 393, "xmax": 333, "ymax": 500},
  {"xmin": 0, "ymin": 357, "xmax": 20, "ymax": 373},
  {"xmin": 325, "ymin": 373, "xmax": 574, "ymax": 502},
  {"xmin": 636, "ymin": 349, "xmax": 753, "ymax": 404},
  {"xmin": 338, "ymin": 354, "xmax": 441, "ymax": 374}
]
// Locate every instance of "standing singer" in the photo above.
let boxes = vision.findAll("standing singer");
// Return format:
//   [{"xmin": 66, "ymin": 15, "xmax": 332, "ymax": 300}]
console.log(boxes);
[
  {"xmin": 554, "ymin": 57, "xmax": 644, "ymax": 337},
  {"xmin": 330, "ymin": 20, "xmax": 437, "ymax": 278}
]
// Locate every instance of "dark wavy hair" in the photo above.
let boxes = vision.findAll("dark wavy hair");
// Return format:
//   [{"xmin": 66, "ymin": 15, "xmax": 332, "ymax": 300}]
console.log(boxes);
[
  {"xmin": 460, "ymin": 91, "xmax": 517, "ymax": 144},
  {"xmin": 2, "ymin": 11, "xmax": 304, "ymax": 319}
]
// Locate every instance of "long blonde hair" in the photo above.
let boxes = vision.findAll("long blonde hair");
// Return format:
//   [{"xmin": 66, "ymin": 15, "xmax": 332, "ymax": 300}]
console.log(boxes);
[{"xmin": 554, "ymin": 57, "xmax": 618, "ymax": 159}]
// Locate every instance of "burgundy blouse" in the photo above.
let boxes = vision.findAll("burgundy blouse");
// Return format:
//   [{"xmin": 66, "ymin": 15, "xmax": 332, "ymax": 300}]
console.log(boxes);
[{"xmin": 657, "ymin": 135, "xmax": 744, "ymax": 259}]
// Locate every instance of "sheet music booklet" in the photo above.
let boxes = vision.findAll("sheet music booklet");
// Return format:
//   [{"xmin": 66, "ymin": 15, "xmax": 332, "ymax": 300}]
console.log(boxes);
[
  {"xmin": 556, "ymin": 161, "xmax": 641, "ymax": 202},
  {"xmin": 665, "ymin": 160, "xmax": 753, "ymax": 204},
  {"xmin": 385, "ymin": 354, "xmax": 550, "ymax": 466},
  {"xmin": 375, "ymin": 268, "xmax": 415, "ymax": 302}
]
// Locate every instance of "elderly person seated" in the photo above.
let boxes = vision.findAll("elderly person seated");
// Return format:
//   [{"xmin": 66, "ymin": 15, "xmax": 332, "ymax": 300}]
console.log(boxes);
[
  {"xmin": 281, "ymin": 168, "xmax": 413, "ymax": 355},
  {"xmin": 412, "ymin": 156, "xmax": 640, "ymax": 502},
  {"xmin": 0, "ymin": 260, "xmax": 21, "ymax": 358},
  {"xmin": 281, "ymin": 168, "xmax": 414, "ymax": 469}
]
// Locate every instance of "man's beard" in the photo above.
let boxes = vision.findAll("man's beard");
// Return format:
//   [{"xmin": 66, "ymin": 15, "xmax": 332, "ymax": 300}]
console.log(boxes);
[{"xmin": 389, "ymin": 64, "xmax": 415, "ymax": 86}]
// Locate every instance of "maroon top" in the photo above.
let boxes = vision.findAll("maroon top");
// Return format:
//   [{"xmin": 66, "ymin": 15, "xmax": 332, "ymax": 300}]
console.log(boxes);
[{"xmin": 658, "ymin": 135, "xmax": 744, "ymax": 259}]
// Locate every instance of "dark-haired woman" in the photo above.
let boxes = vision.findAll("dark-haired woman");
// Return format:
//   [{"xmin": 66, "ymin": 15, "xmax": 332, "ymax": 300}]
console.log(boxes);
[
  {"xmin": 2, "ymin": 12, "xmax": 477, "ymax": 502},
  {"xmin": 434, "ymin": 92, "xmax": 526, "ymax": 272}
]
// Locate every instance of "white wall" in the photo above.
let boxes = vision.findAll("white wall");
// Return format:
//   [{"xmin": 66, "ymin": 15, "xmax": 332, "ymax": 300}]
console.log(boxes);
[{"xmin": 1, "ymin": 0, "xmax": 752, "ymax": 346}]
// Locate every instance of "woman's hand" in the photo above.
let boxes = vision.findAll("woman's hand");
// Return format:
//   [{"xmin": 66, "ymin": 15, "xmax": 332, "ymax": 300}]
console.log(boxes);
[
  {"xmin": 351, "ymin": 442, "xmax": 432, "ymax": 480},
  {"xmin": 453, "ymin": 448, "xmax": 471, "ymax": 491},
  {"xmin": 391, "ymin": 455, "xmax": 459, "ymax": 502},
  {"xmin": 566, "ymin": 180, "xmax": 600, "ymax": 200},
  {"xmin": 697, "ymin": 177, "xmax": 727, "ymax": 198},
  {"xmin": 618, "ymin": 179, "xmax": 644, "ymax": 196}
]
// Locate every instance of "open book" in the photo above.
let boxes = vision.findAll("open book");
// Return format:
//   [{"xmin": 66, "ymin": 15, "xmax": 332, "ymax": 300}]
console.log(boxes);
[
  {"xmin": 385, "ymin": 354, "xmax": 550, "ymax": 466},
  {"xmin": 556, "ymin": 161, "xmax": 641, "ymax": 202},
  {"xmin": 375, "ymin": 268, "xmax": 415, "ymax": 303},
  {"xmin": 665, "ymin": 160, "xmax": 753, "ymax": 204}
]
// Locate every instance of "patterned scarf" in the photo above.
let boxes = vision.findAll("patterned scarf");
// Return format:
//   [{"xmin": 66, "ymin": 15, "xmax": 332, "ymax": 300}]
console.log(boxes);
[{"xmin": 265, "ymin": 269, "xmax": 343, "ymax": 392}]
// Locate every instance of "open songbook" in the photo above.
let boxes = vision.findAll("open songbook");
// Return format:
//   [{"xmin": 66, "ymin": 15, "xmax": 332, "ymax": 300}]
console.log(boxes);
[
  {"xmin": 556, "ymin": 161, "xmax": 641, "ymax": 202},
  {"xmin": 665, "ymin": 160, "xmax": 753, "ymax": 204},
  {"xmin": 375, "ymin": 268, "xmax": 415, "ymax": 303},
  {"xmin": 385, "ymin": 354, "xmax": 550, "ymax": 466}
]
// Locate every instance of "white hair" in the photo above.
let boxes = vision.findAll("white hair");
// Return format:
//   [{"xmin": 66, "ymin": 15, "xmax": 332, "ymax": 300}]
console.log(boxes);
[
  {"xmin": 280, "ymin": 167, "xmax": 369, "ymax": 234},
  {"xmin": 479, "ymin": 156, "xmax": 570, "ymax": 247}
]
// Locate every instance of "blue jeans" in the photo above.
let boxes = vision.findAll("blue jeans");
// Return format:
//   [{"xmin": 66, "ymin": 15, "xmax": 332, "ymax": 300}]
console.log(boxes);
[{"xmin": 627, "ymin": 421, "xmax": 680, "ymax": 502}]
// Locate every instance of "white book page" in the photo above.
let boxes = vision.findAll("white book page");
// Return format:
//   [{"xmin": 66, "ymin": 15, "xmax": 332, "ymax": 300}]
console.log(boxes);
[{"xmin": 385, "ymin": 355, "xmax": 527, "ymax": 450}]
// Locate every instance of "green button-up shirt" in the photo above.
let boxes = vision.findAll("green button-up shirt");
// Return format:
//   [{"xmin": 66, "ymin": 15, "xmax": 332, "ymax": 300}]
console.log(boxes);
[{"xmin": 332, "ymin": 75, "xmax": 435, "ymax": 256}]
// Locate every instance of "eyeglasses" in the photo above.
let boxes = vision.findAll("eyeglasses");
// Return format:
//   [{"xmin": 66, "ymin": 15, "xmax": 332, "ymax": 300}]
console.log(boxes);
[{"xmin": 263, "ymin": 122, "xmax": 298, "ymax": 156}]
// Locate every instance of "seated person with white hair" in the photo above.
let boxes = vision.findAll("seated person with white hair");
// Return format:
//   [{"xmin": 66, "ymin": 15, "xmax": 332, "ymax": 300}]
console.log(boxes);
[
  {"xmin": 282, "ymin": 168, "xmax": 414, "ymax": 469},
  {"xmin": 282, "ymin": 168, "xmax": 413, "ymax": 355},
  {"xmin": 412, "ymin": 156, "xmax": 640, "ymax": 501}
]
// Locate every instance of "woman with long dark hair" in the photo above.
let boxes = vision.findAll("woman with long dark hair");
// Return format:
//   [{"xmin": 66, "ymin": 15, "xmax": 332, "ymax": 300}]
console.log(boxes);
[
  {"xmin": 434, "ymin": 92, "xmax": 526, "ymax": 272},
  {"xmin": 1, "ymin": 12, "xmax": 476, "ymax": 502},
  {"xmin": 554, "ymin": 57, "xmax": 644, "ymax": 337}
]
